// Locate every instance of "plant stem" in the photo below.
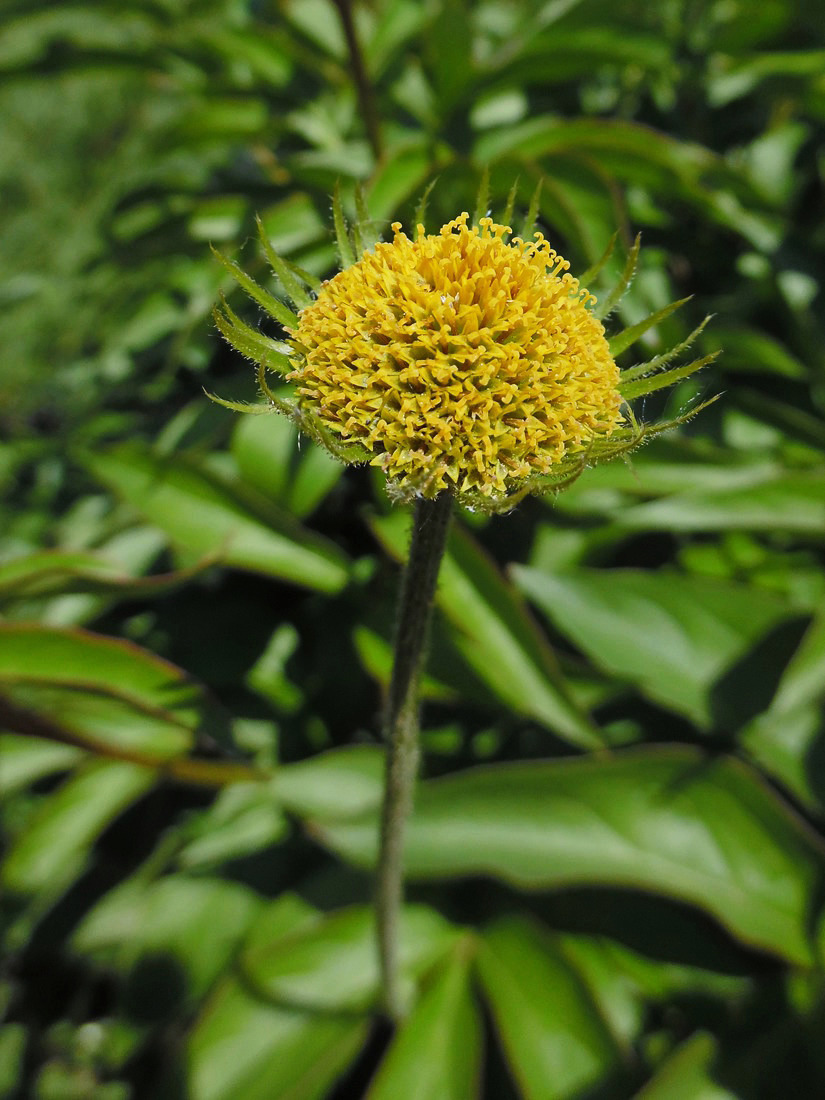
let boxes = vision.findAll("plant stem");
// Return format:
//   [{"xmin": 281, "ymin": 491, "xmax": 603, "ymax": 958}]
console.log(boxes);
[
  {"xmin": 331, "ymin": 0, "xmax": 383, "ymax": 161},
  {"xmin": 376, "ymin": 492, "xmax": 452, "ymax": 1021}
]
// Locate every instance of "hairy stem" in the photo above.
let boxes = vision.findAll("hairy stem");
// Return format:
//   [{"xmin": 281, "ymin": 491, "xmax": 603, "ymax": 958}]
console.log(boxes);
[
  {"xmin": 376, "ymin": 492, "xmax": 452, "ymax": 1020},
  {"xmin": 331, "ymin": 0, "xmax": 383, "ymax": 161}
]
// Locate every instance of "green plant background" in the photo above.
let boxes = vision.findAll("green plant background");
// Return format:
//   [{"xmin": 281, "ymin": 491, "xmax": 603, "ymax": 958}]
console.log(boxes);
[{"xmin": 2, "ymin": 1, "xmax": 825, "ymax": 1097}]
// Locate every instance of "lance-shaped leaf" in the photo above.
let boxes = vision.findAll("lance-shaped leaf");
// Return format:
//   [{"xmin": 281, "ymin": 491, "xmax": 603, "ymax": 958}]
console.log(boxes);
[
  {"xmin": 212, "ymin": 247, "xmax": 300, "ymax": 329},
  {"xmin": 594, "ymin": 233, "xmax": 640, "ymax": 319},
  {"xmin": 368, "ymin": 938, "xmax": 481, "ymax": 1100},
  {"xmin": 332, "ymin": 181, "xmax": 356, "ymax": 268},
  {"xmin": 619, "ymin": 315, "xmax": 712, "ymax": 384},
  {"xmin": 213, "ymin": 294, "xmax": 294, "ymax": 374},
  {"xmin": 619, "ymin": 352, "xmax": 719, "ymax": 400},
  {"xmin": 609, "ymin": 295, "xmax": 691, "ymax": 357},
  {"xmin": 255, "ymin": 214, "xmax": 314, "ymax": 309}
]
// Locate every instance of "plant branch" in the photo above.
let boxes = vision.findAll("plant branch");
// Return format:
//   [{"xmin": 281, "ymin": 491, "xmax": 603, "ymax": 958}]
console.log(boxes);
[
  {"xmin": 331, "ymin": 0, "xmax": 383, "ymax": 161},
  {"xmin": 376, "ymin": 492, "xmax": 452, "ymax": 1021},
  {"xmin": 0, "ymin": 693, "xmax": 262, "ymax": 788}
]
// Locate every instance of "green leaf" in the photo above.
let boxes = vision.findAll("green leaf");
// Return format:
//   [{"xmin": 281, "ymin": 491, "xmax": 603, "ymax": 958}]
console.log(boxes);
[
  {"xmin": 615, "ymin": 471, "xmax": 825, "ymax": 535},
  {"xmin": 369, "ymin": 513, "xmax": 599, "ymax": 747},
  {"xmin": 2, "ymin": 760, "xmax": 153, "ymax": 895},
  {"xmin": 518, "ymin": 178, "xmax": 542, "ymax": 239},
  {"xmin": 0, "ymin": 623, "xmax": 209, "ymax": 758},
  {"xmin": 211, "ymin": 248, "xmax": 300, "ymax": 330},
  {"xmin": 213, "ymin": 295, "xmax": 294, "ymax": 374},
  {"xmin": 84, "ymin": 444, "xmax": 349, "ymax": 593},
  {"xmin": 231, "ymin": 414, "xmax": 344, "ymax": 519},
  {"xmin": 474, "ymin": 118, "xmax": 715, "ymax": 184},
  {"xmin": 187, "ymin": 896, "xmax": 367, "ymax": 1100},
  {"xmin": 255, "ymin": 215, "xmax": 314, "ymax": 309},
  {"xmin": 332, "ymin": 181, "xmax": 355, "ymax": 268},
  {"xmin": 512, "ymin": 567, "xmax": 797, "ymax": 729},
  {"xmin": 313, "ymin": 747, "xmax": 824, "ymax": 965},
  {"xmin": 703, "ymin": 325, "xmax": 808, "ymax": 378},
  {"xmin": 477, "ymin": 917, "xmax": 620, "ymax": 1100},
  {"xmin": 368, "ymin": 938, "xmax": 481, "ymax": 1100},
  {"xmin": 0, "ymin": 734, "xmax": 81, "ymax": 795},
  {"xmin": 609, "ymin": 295, "xmax": 691, "ymax": 356},
  {"xmin": 177, "ymin": 783, "xmax": 289, "ymax": 870},
  {"xmin": 0, "ymin": 1025, "xmax": 26, "ymax": 1096},
  {"xmin": 741, "ymin": 611, "xmax": 825, "ymax": 810},
  {"xmin": 619, "ymin": 353, "xmax": 718, "ymax": 400},
  {"xmin": 74, "ymin": 875, "xmax": 261, "ymax": 1001},
  {"xmin": 636, "ymin": 1033, "xmax": 736, "ymax": 1099},
  {"xmin": 578, "ymin": 230, "xmax": 618, "ymax": 288},
  {"xmin": 273, "ymin": 745, "xmax": 386, "ymax": 821},
  {"xmin": 472, "ymin": 164, "xmax": 490, "ymax": 225},
  {"xmin": 595, "ymin": 233, "xmax": 641, "ymax": 320},
  {"xmin": 240, "ymin": 904, "xmax": 456, "ymax": 1013}
]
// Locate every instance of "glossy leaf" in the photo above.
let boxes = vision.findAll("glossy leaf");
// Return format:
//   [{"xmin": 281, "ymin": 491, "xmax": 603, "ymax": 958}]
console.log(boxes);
[
  {"xmin": 74, "ymin": 875, "xmax": 261, "ymax": 1000},
  {"xmin": 478, "ymin": 917, "xmax": 620, "ymax": 1100},
  {"xmin": 313, "ymin": 747, "xmax": 825, "ymax": 965},
  {"xmin": 512, "ymin": 566, "xmax": 797, "ymax": 728},
  {"xmin": 187, "ymin": 896, "xmax": 367, "ymax": 1100},
  {"xmin": 0, "ymin": 623, "xmax": 207, "ymax": 759},
  {"xmin": 231, "ymin": 414, "xmax": 343, "ymax": 519},
  {"xmin": 240, "ymin": 904, "xmax": 457, "ymax": 1012},
  {"xmin": 370, "ymin": 513, "xmax": 599, "ymax": 746},
  {"xmin": 2, "ymin": 761, "xmax": 153, "ymax": 895},
  {"xmin": 741, "ymin": 611, "xmax": 825, "ymax": 810},
  {"xmin": 84, "ymin": 444, "xmax": 349, "ymax": 592},
  {"xmin": 636, "ymin": 1033, "xmax": 736, "ymax": 1099},
  {"xmin": 0, "ymin": 734, "xmax": 81, "ymax": 795},
  {"xmin": 0, "ymin": 546, "xmax": 212, "ymax": 609},
  {"xmin": 273, "ymin": 745, "xmax": 385, "ymax": 820},
  {"xmin": 615, "ymin": 472, "xmax": 825, "ymax": 535},
  {"xmin": 368, "ymin": 938, "xmax": 481, "ymax": 1100}
]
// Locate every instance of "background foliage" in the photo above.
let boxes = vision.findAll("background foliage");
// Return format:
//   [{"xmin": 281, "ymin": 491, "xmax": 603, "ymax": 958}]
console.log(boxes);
[{"xmin": 2, "ymin": 0, "xmax": 825, "ymax": 1096}]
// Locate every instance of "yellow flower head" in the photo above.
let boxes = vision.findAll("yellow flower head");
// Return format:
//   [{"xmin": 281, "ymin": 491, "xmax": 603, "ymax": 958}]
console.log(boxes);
[
  {"xmin": 289, "ymin": 213, "xmax": 622, "ymax": 504},
  {"xmin": 212, "ymin": 192, "xmax": 717, "ymax": 512}
]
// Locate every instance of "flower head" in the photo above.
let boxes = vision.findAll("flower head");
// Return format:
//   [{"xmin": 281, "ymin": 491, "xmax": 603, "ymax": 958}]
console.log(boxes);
[
  {"xmin": 290, "ymin": 214, "xmax": 622, "ymax": 503},
  {"xmin": 212, "ymin": 191, "xmax": 717, "ymax": 512}
]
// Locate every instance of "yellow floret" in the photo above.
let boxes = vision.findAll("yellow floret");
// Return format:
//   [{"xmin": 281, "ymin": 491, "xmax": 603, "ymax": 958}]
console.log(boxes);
[{"xmin": 287, "ymin": 213, "xmax": 622, "ymax": 502}]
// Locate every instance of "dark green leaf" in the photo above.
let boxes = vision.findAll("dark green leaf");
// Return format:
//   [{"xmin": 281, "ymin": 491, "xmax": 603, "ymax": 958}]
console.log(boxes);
[
  {"xmin": 84, "ymin": 444, "xmax": 349, "ymax": 592},
  {"xmin": 478, "ymin": 917, "xmax": 620, "ymax": 1100},
  {"xmin": 313, "ymin": 747, "xmax": 825, "ymax": 965}
]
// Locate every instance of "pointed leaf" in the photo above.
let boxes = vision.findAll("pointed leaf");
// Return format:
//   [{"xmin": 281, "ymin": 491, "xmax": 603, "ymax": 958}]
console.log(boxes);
[
  {"xmin": 213, "ymin": 297, "xmax": 293, "ymax": 373},
  {"xmin": 187, "ymin": 897, "xmax": 366, "ymax": 1100},
  {"xmin": 413, "ymin": 178, "xmax": 438, "ymax": 231},
  {"xmin": 2, "ymin": 761, "xmax": 153, "ymax": 895},
  {"xmin": 578, "ymin": 231, "xmax": 618, "ymax": 289},
  {"xmin": 368, "ymin": 939, "xmax": 481, "ymax": 1100},
  {"xmin": 500, "ymin": 177, "xmax": 519, "ymax": 231},
  {"xmin": 478, "ymin": 917, "xmax": 620, "ymax": 1100},
  {"xmin": 609, "ymin": 295, "xmax": 691, "ymax": 357},
  {"xmin": 240, "ymin": 904, "xmax": 457, "ymax": 1013},
  {"xmin": 619, "ymin": 353, "xmax": 718, "ymax": 400},
  {"xmin": 255, "ymin": 215, "xmax": 313, "ymax": 309},
  {"xmin": 212, "ymin": 247, "xmax": 299, "ymax": 329},
  {"xmin": 0, "ymin": 623, "xmax": 210, "ymax": 759},
  {"xmin": 332, "ymin": 181, "xmax": 355, "ymax": 268},
  {"xmin": 472, "ymin": 165, "xmax": 490, "ymax": 225},
  {"xmin": 84, "ymin": 444, "xmax": 349, "ymax": 593},
  {"xmin": 369, "ymin": 513, "xmax": 599, "ymax": 747},
  {"xmin": 518, "ymin": 178, "xmax": 542, "ymax": 238},
  {"xmin": 313, "ymin": 747, "xmax": 825, "ymax": 965},
  {"xmin": 512, "ymin": 566, "xmax": 796, "ymax": 729},
  {"xmin": 619, "ymin": 315, "xmax": 712, "ymax": 383},
  {"xmin": 595, "ymin": 234, "xmax": 641, "ymax": 320}
]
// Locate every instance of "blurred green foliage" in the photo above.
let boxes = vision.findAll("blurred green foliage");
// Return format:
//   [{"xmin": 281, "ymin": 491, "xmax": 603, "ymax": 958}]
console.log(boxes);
[{"xmin": 2, "ymin": 0, "xmax": 825, "ymax": 1097}]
